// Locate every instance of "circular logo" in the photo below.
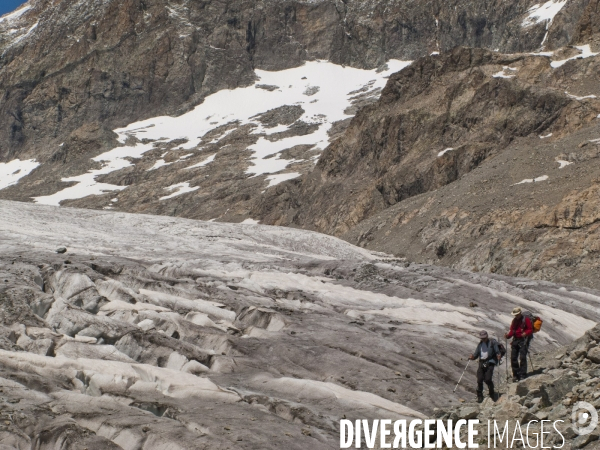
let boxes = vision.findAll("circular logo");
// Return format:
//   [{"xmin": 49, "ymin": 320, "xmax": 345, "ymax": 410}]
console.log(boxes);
[{"xmin": 572, "ymin": 402, "xmax": 599, "ymax": 436}]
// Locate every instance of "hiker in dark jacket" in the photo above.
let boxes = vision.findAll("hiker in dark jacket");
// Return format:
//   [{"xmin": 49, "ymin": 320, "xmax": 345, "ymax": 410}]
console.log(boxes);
[
  {"xmin": 469, "ymin": 330, "xmax": 502, "ymax": 403},
  {"xmin": 505, "ymin": 306, "xmax": 533, "ymax": 382}
]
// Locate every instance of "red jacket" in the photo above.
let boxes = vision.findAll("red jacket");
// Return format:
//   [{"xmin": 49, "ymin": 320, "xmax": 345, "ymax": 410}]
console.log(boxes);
[{"xmin": 507, "ymin": 316, "xmax": 533, "ymax": 339}]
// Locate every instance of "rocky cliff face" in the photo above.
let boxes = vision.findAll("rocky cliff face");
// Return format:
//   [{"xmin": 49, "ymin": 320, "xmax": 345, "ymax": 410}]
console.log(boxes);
[
  {"xmin": 253, "ymin": 42, "xmax": 600, "ymax": 288},
  {"xmin": 253, "ymin": 46, "xmax": 598, "ymax": 232},
  {"xmin": 1, "ymin": 200, "xmax": 600, "ymax": 448},
  {"xmin": 0, "ymin": 0, "xmax": 593, "ymax": 205}
]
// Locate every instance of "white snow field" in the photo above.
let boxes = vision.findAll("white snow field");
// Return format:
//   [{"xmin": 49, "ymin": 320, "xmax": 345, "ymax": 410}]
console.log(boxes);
[
  {"xmin": 522, "ymin": 0, "xmax": 568, "ymax": 28},
  {"xmin": 0, "ymin": 158, "xmax": 40, "ymax": 190},
  {"xmin": 32, "ymin": 59, "xmax": 411, "ymax": 205},
  {"xmin": 159, "ymin": 182, "xmax": 200, "ymax": 200}
]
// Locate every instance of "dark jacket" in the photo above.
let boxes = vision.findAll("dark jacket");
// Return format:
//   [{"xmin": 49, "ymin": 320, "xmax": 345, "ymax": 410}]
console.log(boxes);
[{"xmin": 473, "ymin": 339, "xmax": 501, "ymax": 365}]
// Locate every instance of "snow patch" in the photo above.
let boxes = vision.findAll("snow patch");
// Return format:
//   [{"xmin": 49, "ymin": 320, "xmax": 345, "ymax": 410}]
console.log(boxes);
[
  {"xmin": 245, "ymin": 61, "xmax": 411, "ymax": 176},
  {"xmin": 0, "ymin": 159, "xmax": 39, "ymax": 190},
  {"xmin": 531, "ymin": 51, "xmax": 554, "ymax": 57},
  {"xmin": 551, "ymin": 45, "xmax": 598, "ymax": 68},
  {"xmin": 209, "ymin": 128, "xmax": 236, "ymax": 144},
  {"xmin": 540, "ymin": 133, "xmax": 553, "ymax": 139},
  {"xmin": 556, "ymin": 160, "xmax": 572, "ymax": 169},
  {"xmin": 159, "ymin": 182, "xmax": 199, "ymax": 200},
  {"xmin": 522, "ymin": 1, "xmax": 568, "ymax": 28},
  {"xmin": 566, "ymin": 92, "xmax": 597, "ymax": 101},
  {"xmin": 493, "ymin": 67, "xmax": 518, "ymax": 79},
  {"xmin": 265, "ymin": 172, "xmax": 301, "ymax": 188},
  {"xmin": 148, "ymin": 159, "xmax": 172, "ymax": 171},
  {"xmin": 522, "ymin": 0, "xmax": 568, "ymax": 47},
  {"xmin": 241, "ymin": 219, "xmax": 260, "ymax": 225},
  {"xmin": 2, "ymin": 21, "xmax": 39, "ymax": 50},
  {"xmin": 437, "ymin": 148, "xmax": 454, "ymax": 157},
  {"xmin": 513, "ymin": 175, "xmax": 549, "ymax": 185},
  {"xmin": 34, "ymin": 142, "xmax": 155, "ymax": 206},
  {"xmin": 186, "ymin": 153, "xmax": 216, "ymax": 170}
]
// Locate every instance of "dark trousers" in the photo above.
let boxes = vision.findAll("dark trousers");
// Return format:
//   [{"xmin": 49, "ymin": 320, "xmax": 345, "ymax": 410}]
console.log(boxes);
[
  {"xmin": 477, "ymin": 361, "xmax": 495, "ymax": 394},
  {"xmin": 511, "ymin": 338, "xmax": 529, "ymax": 379}
]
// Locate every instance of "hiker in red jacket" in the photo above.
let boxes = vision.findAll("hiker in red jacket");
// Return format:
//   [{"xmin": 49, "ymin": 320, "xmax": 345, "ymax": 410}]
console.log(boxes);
[{"xmin": 505, "ymin": 307, "xmax": 533, "ymax": 382}]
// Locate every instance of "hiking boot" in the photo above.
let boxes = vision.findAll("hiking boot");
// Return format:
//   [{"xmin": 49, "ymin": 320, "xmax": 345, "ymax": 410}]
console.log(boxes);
[
  {"xmin": 477, "ymin": 393, "xmax": 484, "ymax": 403},
  {"xmin": 489, "ymin": 390, "xmax": 497, "ymax": 402}
]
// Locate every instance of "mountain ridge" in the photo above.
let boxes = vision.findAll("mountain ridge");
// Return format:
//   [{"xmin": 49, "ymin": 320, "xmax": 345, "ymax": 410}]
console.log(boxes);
[{"xmin": 1, "ymin": 0, "xmax": 600, "ymax": 290}]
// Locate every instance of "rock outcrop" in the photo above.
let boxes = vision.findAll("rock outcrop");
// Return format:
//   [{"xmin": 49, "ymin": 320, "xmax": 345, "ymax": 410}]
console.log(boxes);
[
  {"xmin": 434, "ymin": 324, "xmax": 600, "ymax": 449},
  {"xmin": 254, "ymin": 43, "xmax": 600, "ymax": 288}
]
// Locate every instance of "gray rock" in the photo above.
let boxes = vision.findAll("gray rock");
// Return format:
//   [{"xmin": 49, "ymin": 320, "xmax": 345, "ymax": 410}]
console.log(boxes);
[
  {"xmin": 587, "ymin": 347, "xmax": 600, "ymax": 364},
  {"xmin": 587, "ymin": 326, "xmax": 600, "ymax": 343},
  {"xmin": 458, "ymin": 407, "xmax": 479, "ymax": 420},
  {"xmin": 574, "ymin": 433, "xmax": 600, "ymax": 449},
  {"xmin": 548, "ymin": 405, "xmax": 568, "ymax": 421},
  {"xmin": 563, "ymin": 427, "xmax": 579, "ymax": 440},
  {"xmin": 516, "ymin": 376, "xmax": 553, "ymax": 397},
  {"xmin": 55, "ymin": 247, "xmax": 67, "ymax": 254},
  {"xmin": 522, "ymin": 411, "xmax": 540, "ymax": 422},
  {"xmin": 537, "ymin": 410, "xmax": 550, "ymax": 420},
  {"xmin": 541, "ymin": 375, "xmax": 580, "ymax": 407}
]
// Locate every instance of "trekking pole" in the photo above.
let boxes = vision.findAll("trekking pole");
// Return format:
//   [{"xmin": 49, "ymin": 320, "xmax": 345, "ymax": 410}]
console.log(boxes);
[
  {"xmin": 505, "ymin": 338, "xmax": 509, "ymax": 384},
  {"xmin": 453, "ymin": 360, "xmax": 471, "ymax": 393},
  {"xmin": 496, "ymin": 363, "xmax": 500, "ymax": 393}
]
